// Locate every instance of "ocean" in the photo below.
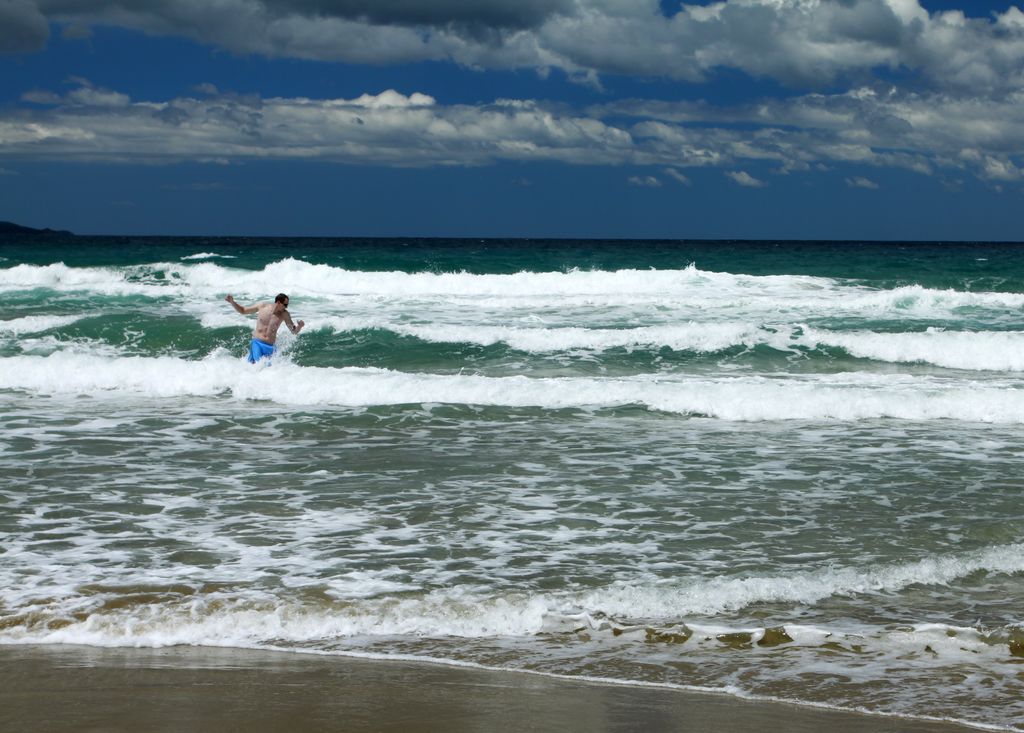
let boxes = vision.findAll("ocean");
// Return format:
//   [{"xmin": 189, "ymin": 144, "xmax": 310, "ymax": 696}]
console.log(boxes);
[{"xmin": 1, "ymin": 237, "xmax": 1022, "ymax": 730}]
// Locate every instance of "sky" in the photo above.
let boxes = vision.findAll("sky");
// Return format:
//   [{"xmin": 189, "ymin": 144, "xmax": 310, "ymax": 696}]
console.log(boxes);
[{"xmin": 1, "ymin": 0, "xmax": 1023, "ymax": 240}]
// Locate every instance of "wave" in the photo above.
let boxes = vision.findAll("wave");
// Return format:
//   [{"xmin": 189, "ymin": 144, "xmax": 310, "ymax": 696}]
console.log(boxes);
[
  {"xmin": 11, "ymin": 308, "xmax": 1024, "ymax": 373},
  {"xmin": 581, "ymin": 542, "xmax": 1024, "ymax": 618},
  {"xmin": 0, "ymin": 314, "xmax": 84, "ymax": 334},
  {"xmin": 5, "ymin": 259, "xmax": 1024, "ymax": 318},
  {"xmin": 300, "ymin": 318, "xmax": 778, "ymax": 354},
  {"xmin": 296, "ymin": 318, "xmax": 1024, "ymax": 371},
  {"xmin": 0, "ymin": 260, "xmax": 826, "ymax": 296},
  {"xmin": 1, "ymin": 544, "xmax": 1020, "ymax": 647},
  {"xmin": 2, "ymin": 352, "xmax": 1024, "ymax": 420},
  {"xmin": 179, "ymin": 259, "xmax": 835, "ymax": 298},
  {"xmin": 0, "ymin": 262, "xmax": 167, "ymax": 296},
  {"xmin": 180, "ymin": 252, "xmax": 236, "ymax": 261},
  {"xmin": 802, "ymin": 327, "xmax": 1024, "ymax": 371}
]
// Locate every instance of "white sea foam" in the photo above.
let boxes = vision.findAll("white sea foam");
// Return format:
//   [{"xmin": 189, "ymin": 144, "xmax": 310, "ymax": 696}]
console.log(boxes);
[
  {"xmin": 802, "ymin": 327, "xmax": 1024, "ymax": 371},
  {"xmin": 2, "ymin": 352, "xmax": 1023, "ymax": 420},
  {"xmin": 6, "ymin": 260, "xmax": 1024, "ymax": 321},
  {"xmin": 180, "ymin": 252, "xmax": 236, "ymax": 261},
  {"xmin": 180, "ymin": 259, "xmax": 824, "ymax": 298},
  {"xmin": 203, "ymin": 308, "xmax": 1024, "ymax": 371},
  {"xmin": 0, "ymin": 262, "xmax": 174, "ymax": 296},
  {"xmin": 0, "ymin": 263, "xmax": 131, "ymax": 291},
  {"xmin": 159, "ymin": 261, "xmax": 1024, "ymax": 321},
  {"xmin": 2, "ymin": 544, "xmax": 1021, "ymax": 645},
  {"xmin": 0, "ymin": 314, "xmax": 84, "ymax": 334},
  {"xmin": 299, "ymin": 319, "xmax": 1024, "ymax": 371},
  {"xmin": 581, "ymin": 542, "xmax": 1024, "ymax": 618},
  {"xmin": 307, "ymin": 318, "xmax": 782, "ymax": 353}
]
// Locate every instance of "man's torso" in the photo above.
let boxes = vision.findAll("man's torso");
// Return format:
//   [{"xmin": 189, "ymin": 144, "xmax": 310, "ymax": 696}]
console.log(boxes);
[{"xmin": 253, "ymin": 304, "xmax": 285, "ymax": 343}]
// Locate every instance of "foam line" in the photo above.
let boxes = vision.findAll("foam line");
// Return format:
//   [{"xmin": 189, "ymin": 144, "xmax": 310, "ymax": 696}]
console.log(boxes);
[
  {"xmin": 580, "ymin": 542, "xmax": 1024, "ymax": 617},
  {"xmin": 300, "ymin": 318, "xmax": 1024, "ymax": 371},
  {"xmin": 0, "ymin": 315, "xmax": 84, "ymax": 334},
  {"xmin": 802, "ymin": 327, "xmax": 1024, "ymax": 371},
  {"xmin": 306, "ymin": 318, "xmax": 781, "ymax": 353},
  {"xmin": 2, "ymin": 352, "xmax": 1024, "ymax": 420},
  {"xmin": 180, "ymin": 252, "xmax": 236, "ymax": 260},
  {"xmin": 1, "ymin": 544, "xmax": 1021, "ymax": 643},
  {"xmin": 5, "ymin": 260, "xmax": 1024, "ymax": 318}
]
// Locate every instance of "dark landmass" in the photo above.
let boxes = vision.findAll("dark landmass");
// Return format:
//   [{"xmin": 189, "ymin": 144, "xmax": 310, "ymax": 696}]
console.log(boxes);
[{"xmin": 0, "ymin": 221, "xmax": 74, "ymax": 237}]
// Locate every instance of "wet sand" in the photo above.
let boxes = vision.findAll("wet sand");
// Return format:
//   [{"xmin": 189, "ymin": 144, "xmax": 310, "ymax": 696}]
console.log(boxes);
[{"xmin": 0, "ymin": 644, "xmax": 978, "ymax": 732}]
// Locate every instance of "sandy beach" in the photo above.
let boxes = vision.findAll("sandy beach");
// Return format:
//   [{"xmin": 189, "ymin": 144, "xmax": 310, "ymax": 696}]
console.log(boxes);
[{"xmin": 0, "ymin": 644, "xmax": 980, "ymax": 732}]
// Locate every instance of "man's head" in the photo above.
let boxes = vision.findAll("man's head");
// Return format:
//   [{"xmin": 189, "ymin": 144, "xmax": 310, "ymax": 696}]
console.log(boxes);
[{"xmin": 274, "ymin": 293, "xmax": 290, "ymax": 310}]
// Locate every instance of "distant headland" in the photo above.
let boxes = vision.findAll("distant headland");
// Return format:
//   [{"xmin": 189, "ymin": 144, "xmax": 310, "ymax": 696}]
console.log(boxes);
[{"xmin": 0, "ymin": 221, "xmax": 74, "ymax": 237}]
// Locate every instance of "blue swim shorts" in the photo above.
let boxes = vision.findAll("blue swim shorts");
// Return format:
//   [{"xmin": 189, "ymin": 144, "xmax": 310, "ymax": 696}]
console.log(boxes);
[{"xmin": 247, "ymin": 338, "xmax": 276, "ymax": 364}]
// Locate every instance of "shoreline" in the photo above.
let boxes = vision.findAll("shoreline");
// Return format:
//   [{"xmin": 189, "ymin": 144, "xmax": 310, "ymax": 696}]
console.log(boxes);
[{"xmin": 0, "ymin": 644, "xmax": 991, "ymax": 732}]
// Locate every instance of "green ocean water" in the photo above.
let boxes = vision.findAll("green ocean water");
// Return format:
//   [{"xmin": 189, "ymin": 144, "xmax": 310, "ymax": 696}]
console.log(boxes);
[{"xmin": 1, "ymin": 237, "xmax": 1023, "ymax": 729}]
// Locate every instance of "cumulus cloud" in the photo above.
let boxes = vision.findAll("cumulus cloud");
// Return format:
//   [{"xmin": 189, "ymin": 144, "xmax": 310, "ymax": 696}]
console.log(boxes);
[
  {"xmin": 0, "ymin": 82, "xmax": 636, "ymax": 167},
  {"xmin": 1, "ymin": 78, "xmax": 1022, "ymax": 187},
  {"xmin": 628, "ymin": 175, "xmax": 662, "ymax": 187},
  {"xmin": 21, "ymin": 89, "xmax": 62, "ymax": 105},
  {"xmin": 846, "ymin": 176, "xmax": 880, "ymax": 189},
  {"xmin": 0, "ymin": 1, "xmax": 1019, "ymax": 96},
  {"xmin": 596, "ymin": 85, "xmax": 1024, "ymax": 183},
  {"xmin": 664, "ymin": 168, "xmax": 691, "ymax": 185},
  {"xmin": 726, "ymin": 171, "xmax": 765, "ymax": 187},
  {"xmin": 960, "ymin": 149, "xmax": 1024, "ymax": 182},
  {"xmin": 66, "ymin": 81, "xmax": 131, "ymax": 107}
]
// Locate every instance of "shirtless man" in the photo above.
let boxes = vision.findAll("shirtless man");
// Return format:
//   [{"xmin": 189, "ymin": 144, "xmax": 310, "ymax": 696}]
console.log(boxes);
[{"xmin": 225, "ymin": 293, "xmax": 305, "ymax": 363}]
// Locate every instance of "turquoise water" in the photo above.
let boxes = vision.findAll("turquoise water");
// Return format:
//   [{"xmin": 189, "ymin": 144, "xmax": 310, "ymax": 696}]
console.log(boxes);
[{"xmin": 1, "ymin": 237, "xmax": 1023, "ymax": 729}]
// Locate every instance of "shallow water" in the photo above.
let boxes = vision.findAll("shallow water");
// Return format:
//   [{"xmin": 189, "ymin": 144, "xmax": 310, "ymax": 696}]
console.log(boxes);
[{"xmin": 1, "ymin": 237, "xmax": 1022, "ymax": 729}]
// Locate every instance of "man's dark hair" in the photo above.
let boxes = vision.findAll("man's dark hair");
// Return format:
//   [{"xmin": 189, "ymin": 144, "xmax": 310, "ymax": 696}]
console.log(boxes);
[{"xmin": 275, "ymin": 293, "xmax": 289, "ymax": 304}]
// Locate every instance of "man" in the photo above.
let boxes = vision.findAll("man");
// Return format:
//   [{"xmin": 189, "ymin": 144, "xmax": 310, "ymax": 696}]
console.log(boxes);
[{"xmin": 225, "ymin": 293, "xmax": 305, "ymax": 363}]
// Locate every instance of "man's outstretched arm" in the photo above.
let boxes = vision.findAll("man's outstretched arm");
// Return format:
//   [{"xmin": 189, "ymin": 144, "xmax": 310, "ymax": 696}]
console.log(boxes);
[
  {"xmin": 225, "ymin": 294, "xmax": 260, "ymax": 315},
  {"xmin": 282, "ymin": 312, "xmax": 305, "ymax": 335}
]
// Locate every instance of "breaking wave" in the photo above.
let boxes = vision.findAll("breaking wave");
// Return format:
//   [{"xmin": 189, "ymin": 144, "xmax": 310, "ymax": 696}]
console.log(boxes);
[
  {"xmin": 4, "ymin": 259, "xmax": 1024, "ymax": 319},
  {"xmin": 2, "ymin": 543, "xmax": 1021, "ymax": 647},
  {"xmin": 2, "ymin": 351, "xmax": 1024, "ymax": 420}
]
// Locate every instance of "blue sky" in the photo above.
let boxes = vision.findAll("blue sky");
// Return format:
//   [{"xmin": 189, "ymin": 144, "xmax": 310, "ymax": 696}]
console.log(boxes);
[{"xmin": 1, "ymin": 1, "xmax": 1022, "ymax": 240}]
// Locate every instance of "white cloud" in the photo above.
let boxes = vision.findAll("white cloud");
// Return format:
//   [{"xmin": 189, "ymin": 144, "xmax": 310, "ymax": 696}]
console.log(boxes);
[
  {"xmin": 0, "ymin": 1, "xmax": 1017, "ymax": 97},
  {"xmin": 980, "ymin": 156, "xmax": 1023, "ymax": 182},
  {"xmin": 726, "ymin": 171, "xmax": 765, "ymax": 188},
  {"xmin": 958, "ymin": 149, "xmax": 1024, "ymax": 182},
  {"xmin": 67, "ymin": 85, "xmax": 131, "ymax": 107},
  {"xmin": 350, "ymin": 90, "xmax": 435, "ymax": 108},
  {"xmin": 628, "ymin": 175, "xmax": 662, "ymax": 187},
  {"xmin": 663, "ymin": 167, "xmax": 691, "ymax": 185},
  {"xmin": 0, "ymin": 83, "xmax": 637, "ymax": 167},
  {"xmin": 1, "ymin": 78, "xmax": 1022, "ymax": 187},
  {"xmin": 599, "ymin": 86, "xmax": 1024, "ymax": 182},
  {"xmin": 21, "ymin": 89, "xmax": 62, "ymax": 104},
  {"xmin": 846, "ymin": 176, "xmax": 879, "ymax": 189}
]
